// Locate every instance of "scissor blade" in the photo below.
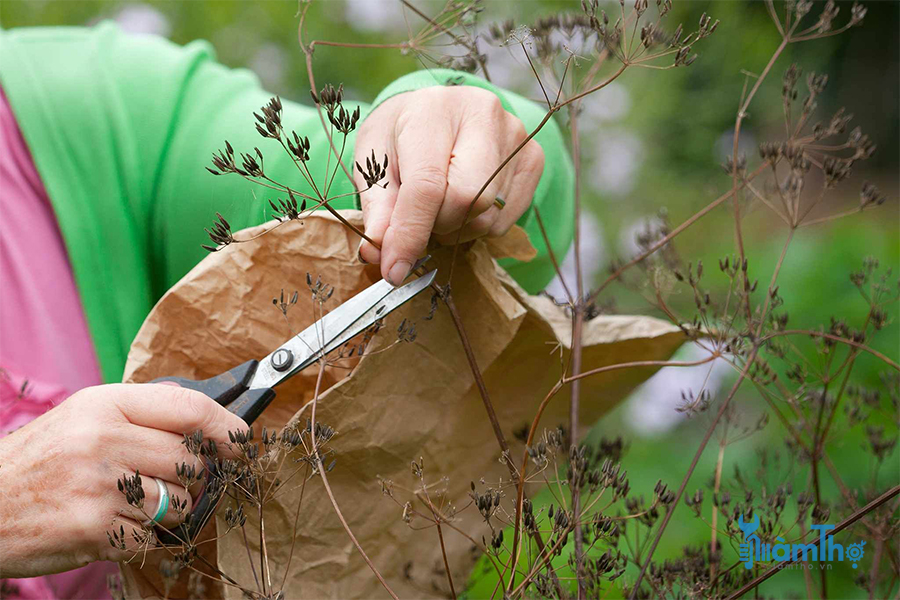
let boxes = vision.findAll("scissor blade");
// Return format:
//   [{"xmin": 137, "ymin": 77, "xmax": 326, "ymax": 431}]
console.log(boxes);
[
  {"xmin": 314, "ymin": 269, "xmax": 436, "ymax": 362},
  {"xmin": 249, "ymin": 270, "xmax": 436, "ymax": 389}
]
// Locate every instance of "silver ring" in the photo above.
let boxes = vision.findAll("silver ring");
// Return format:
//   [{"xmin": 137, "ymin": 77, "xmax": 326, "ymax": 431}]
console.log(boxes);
[{"xmin": 142, "ymin": 477, "xmax": 170, "ymax": 526}]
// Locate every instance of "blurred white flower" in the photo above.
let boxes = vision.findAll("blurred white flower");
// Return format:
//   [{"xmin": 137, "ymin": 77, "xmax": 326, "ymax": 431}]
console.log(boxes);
[
  {"xmin": 588, "ymin": 128, "xmax": 643, "ymax": 197},
  {"xmin": 625, "ymin": 345, "xmax": 731, "ymax": 436},
  {"xmin": 478, "ymin": 40, "xmax": 534, "ymax": 92},
  {"xmin": 716, "ymin": 129, "xmax": 756, "ymax": 164},
  {"xmin": 617, "ymin": 213, "xmax": 665, "ymax": 259},
  {"xmin": 112, "ymin": 4, "xmax": 171, "ymax": 38},
  {"xmin": 543, "ymin": 212, "xmax": 607, "ymax": 301},
  {"xmin": 250, "ymin": 43, "xmax": 287, "ymax": 92},
  {"xmin": 345, "ymin": 0, "xmax": 410, "ymax": 33},
  {"xmin": 581, "ymin": 82, "xmax": 631, "ymax": 124}
]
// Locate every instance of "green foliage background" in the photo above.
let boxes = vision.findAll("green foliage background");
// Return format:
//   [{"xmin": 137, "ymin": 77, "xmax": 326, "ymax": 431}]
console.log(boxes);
[{"xmin": 2, "ymin": 1, "xmax": 896, "ymax": 598}]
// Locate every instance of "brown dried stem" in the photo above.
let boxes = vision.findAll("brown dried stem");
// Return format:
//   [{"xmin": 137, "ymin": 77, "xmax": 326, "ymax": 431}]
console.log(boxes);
[
  {"xmin": 725, "ymin": 484, "xmax": 900, "ymax": 599},
  {"xmin": 309, "ymin": 361, "xmax": 399, "ymax": 600}
]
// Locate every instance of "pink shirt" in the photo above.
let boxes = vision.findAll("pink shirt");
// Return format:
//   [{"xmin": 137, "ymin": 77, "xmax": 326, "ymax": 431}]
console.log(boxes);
[{"xmin": 0, "ymin": 86, "xmax": 115, "ymax": 599}]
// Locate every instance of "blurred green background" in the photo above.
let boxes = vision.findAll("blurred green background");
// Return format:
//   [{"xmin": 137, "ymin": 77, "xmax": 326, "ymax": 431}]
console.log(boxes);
[{"xmin": 2, "ymin": 1, "xmax": 896, "ymax": 598}]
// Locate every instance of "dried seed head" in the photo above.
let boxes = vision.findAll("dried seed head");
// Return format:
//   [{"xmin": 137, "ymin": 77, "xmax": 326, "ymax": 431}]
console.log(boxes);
[{"xmin": 356, "ymin": 150, "xmax": 390, "ymax": 188}]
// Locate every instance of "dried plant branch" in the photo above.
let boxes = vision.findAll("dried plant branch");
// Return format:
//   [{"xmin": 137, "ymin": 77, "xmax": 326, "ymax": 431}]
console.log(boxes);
[{"xmin": 725, "ymin": 484, "xmax": 900, "ymax": 599}]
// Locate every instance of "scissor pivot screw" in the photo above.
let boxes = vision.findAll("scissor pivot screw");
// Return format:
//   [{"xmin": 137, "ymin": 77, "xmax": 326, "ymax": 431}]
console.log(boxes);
[{"xmin": 271, "ymin": 348, "xmax": 294, "ymax": 372}]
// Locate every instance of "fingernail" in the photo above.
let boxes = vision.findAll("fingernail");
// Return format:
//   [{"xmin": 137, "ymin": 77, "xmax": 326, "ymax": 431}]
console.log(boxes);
[
  {"xmin": 357, "ymin": 240, "xmax": 381, "ymax": 264},
  {"xmin": 387, "ymin": 260, "xmax": 411, "ymax": 287}
]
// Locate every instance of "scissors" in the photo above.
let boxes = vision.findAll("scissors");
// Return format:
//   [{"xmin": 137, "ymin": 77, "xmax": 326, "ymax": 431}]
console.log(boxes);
[{"xmin": 150, "ymin": 263, "xmax": 436, "ymax": 544}]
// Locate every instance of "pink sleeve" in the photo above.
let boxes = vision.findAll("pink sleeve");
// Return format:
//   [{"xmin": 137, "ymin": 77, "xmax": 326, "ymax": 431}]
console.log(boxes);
[{"xmin": 0, "ymin": 85, "xmax": 116, "ymax": 599}]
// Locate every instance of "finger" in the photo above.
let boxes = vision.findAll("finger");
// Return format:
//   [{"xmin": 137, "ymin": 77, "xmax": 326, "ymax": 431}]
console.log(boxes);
[
  {"xmin": 113, "ymin": 383, "xmax": 248, "ymax": 445},
  {"xmin": 434, "ymin": 95, "xmax": 512, "ymax": 235},
  {"xmin": 433, "ymin": 137, "xmax": 544, "ymax": 245},
  {"xmin": 488, "ymin": 139, "xmax": 545, "ymax": 237},
  {"xmin": 120, "ymin": 474, "xmax": 192, "ymax": 531},
  {"xmin": 357, "ymin": 158, "xmax": 399, "ymax": 265},
  {"xmin": 433, "ymin": 205, "xmax": 501, "ymax": 245},
  {"xmin": 381, "ymin": 108, "xmax": 454, "ymax": 285},
  {"xmin": 111, "ymin": 424, "xmax": 203, "ymax": 485},
  {"xmin": 354, "ymin": 129, "xmax": 399, "ymax": 265}
]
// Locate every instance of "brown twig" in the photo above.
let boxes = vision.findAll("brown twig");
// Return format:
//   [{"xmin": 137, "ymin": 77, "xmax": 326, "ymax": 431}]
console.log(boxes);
[
  {"xmin": 725, "ymin": 485, "xmax": 900, "ymax": 599},
  {"xmin": 630, "ymin": 347, "xmax": 760, "ymax": 598},
  {"xmin": 309, "ymin": 361, "xmax": 399, "ymax": 600}
]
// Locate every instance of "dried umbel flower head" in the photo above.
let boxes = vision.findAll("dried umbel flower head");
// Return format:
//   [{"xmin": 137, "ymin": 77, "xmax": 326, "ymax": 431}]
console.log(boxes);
[
  {"xmin": 306, "ymin": 272, "xmax": 335, "ymax": 303},
  {"xmin": 202, "ymin": 212, "xmax": 233, "ymax": 253},
  {"xmin": 273, "ymin": 288, "xmax": 299, "ymax": 317},
  {"xmin": 329, "ymin": 105, "xmax": 361, "ymax": 135},
  {"xmin": 253, "ymin": 96, "xmax": 283, "ymax": 139},
  {"xmin": 859, "ymin": 181, "xmax": 887, "ymax": 207},
  {"xmin": 286, "ymin": 131, "xmax": 310, "ymax": 162},
  {"xmin": 117, "ymin": 471, "xmax": 145, "ymax": 509},
  {"xmin": 310, "ymin": 83, "xmax": 343, "ymax": 113},
  {"xmin": 356, "ymin": 150, "xmax": 390, "ymax": 188},
  {"xmin": 269, "ymin": 191, "xmax": 306, "ymax": 222}
]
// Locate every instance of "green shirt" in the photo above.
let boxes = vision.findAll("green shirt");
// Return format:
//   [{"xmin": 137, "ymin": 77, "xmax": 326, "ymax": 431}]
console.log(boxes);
[{"xmin": 0, "ymin": 22, "xmax": 574, "ymax": 383}]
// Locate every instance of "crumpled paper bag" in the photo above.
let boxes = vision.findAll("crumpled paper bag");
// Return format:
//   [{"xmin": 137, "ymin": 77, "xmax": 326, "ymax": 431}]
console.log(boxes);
[{"xmin": 121, "ymin": 211, "xmax": 684, "ymax": 599}]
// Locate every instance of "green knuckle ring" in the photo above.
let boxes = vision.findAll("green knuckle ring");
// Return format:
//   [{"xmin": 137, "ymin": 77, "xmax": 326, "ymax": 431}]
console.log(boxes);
[
  {"xmin": 494, "ymin": 195, "xmax": 506, "ymax": 209},
  {"xmin": 143, "ymin": 477, "xmax": 170, "ymax": 525}
]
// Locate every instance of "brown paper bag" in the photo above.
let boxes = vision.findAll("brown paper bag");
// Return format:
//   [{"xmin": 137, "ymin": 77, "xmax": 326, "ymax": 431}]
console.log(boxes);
[{"xmin": 121, "ymin": 211, "xmax": 684, "ymax": 599}]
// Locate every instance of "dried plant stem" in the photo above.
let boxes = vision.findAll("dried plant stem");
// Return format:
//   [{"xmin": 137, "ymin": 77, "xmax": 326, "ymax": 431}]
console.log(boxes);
[
  {"xmin": 570, "ymin": 308, "xmax": 586, "ymax": 600},
  {"xmin": 731, "ymin": 37, "xmax": 790, "ymax": 306},
  {"xmin": 399, "ymin": 0, "xmax": 491, "ymax": 81},
  {"xmin": 309, "ymin": 361, "xmax": 399, "ymax": 600},
  {"xmin": 869, "ymin": 537, "xmax": 885, "ymax": 600},
  {"xmin": 240, "ymin": 523, "xmax": 261, "ymax": 594},
  {"xmin": 193, "ymin": 552, "xmax": 246, "ymax": 594},
  {"xmin": 507, "ymin": 378, "xmax": 560, "ymax": 594},
  {"xmin": 565, "ymin": 356, "xmax": 717, "ymax": 384},
  {"xmin": 630, "ymin": 346, "xmax": 760, "ymax": 598},
  {"xmin": 533, "ymin": 205, "xmax": 574, "ymax": 305},
  {"xmin": 257, "ymin": 479, "xmax": 272, "ymax": 594},
  {"xmin": 442, "ymin": 288, "xmax": 561, "ymax": 593},
  {"xmin": 761, "ymin": 331, "xmax": 899, "ymax": 370},
  {"xmin": 756, "ymin": 228, "xmax": 795, "ymax": 338},
  {"xmin": 419, "ymin": 493, "xmax": 509, "ymax": 589},
  {"xmin": 435, "ymin": 519, "xmax": 456, "ymax": 598},
  {"xmin": 442, "ymin": 292, "xmax": 511, "ymax": 465},
  {"xmin": 587, "ymin": 162, "xmax": 768, "ymax": 304},
  {"xmin": 297, "ymin": 5, "xmax": 356, "ymax": 190},
  {"xmin": 280, "ymin": 464, "xmax": 310, "ymax": 591},
  {"xmin": 710, "ymin": 433, "xmax": 727, "ymax": 583},
  {"xmin": 311, "ymin": 40, "xmax": 410, "ymax": 50},
  {"xmin": 725, "ymin": 484, "xmax": 900, "ymax": 599},
  {"xmin": 567, "ymin": 95, "xmax": 587, "ymax": 600},
  {"xmin": 508, "ymin": 522, "xmax": 577, "ymax": 598}
]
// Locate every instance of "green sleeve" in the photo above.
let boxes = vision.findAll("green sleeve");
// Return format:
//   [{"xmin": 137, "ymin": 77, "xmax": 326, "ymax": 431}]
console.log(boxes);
[{"xmin": 0, "ymin": 23, "xmax": 572, "ymax": 383}]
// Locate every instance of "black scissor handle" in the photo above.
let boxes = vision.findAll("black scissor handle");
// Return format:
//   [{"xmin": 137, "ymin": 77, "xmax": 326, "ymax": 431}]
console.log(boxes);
[
  {"xmin": 152, "ymin": 359, "xmax": 259, "ymax": 406},
  {"xmin": 151, "ymin": 359, "xmax": 277, "ymax": 423},
  {"xmin": 149, "ymin": 360, "xmax": 276, "ymax": 545}
]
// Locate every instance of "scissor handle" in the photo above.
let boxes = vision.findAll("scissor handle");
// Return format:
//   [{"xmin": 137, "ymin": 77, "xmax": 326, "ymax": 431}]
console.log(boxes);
[{"xmin": 149, "ymin": 360, "xmax": 276, "ymax": 545}]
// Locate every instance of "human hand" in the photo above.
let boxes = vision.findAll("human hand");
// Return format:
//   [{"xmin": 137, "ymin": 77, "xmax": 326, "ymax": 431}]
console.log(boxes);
[
  {"xmin": 354, "ymin": 86, "xmax": 545, "ymax": 285},
  {"xmin": 0, "ymin": 383, "xmax": 247, "ymax": 578}
]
